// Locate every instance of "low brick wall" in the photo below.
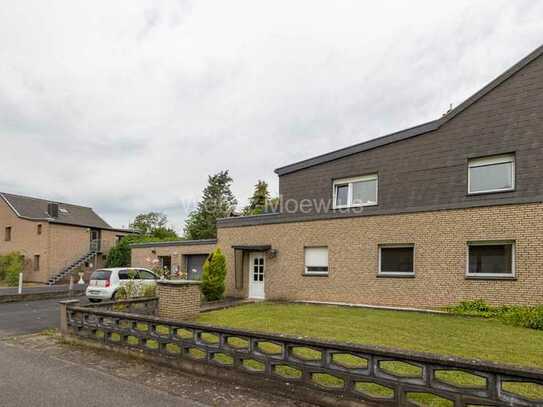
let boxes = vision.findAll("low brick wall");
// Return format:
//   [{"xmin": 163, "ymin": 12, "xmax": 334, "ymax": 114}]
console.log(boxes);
[{"xmin": 157, "ymin": 280, "xmax": 201, "ymax": 320}]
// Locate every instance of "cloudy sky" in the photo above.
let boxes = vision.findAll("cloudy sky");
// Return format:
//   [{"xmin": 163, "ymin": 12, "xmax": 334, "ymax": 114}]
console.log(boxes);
[{"xmin": 1, "ymin": 1, "xmax": 542, "ymax": 232}]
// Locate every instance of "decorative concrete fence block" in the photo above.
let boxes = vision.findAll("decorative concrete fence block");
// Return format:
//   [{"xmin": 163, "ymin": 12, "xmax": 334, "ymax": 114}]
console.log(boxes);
[{"xmin": 157, "ymin": 280, "xmax": 202, "ymax": 320}]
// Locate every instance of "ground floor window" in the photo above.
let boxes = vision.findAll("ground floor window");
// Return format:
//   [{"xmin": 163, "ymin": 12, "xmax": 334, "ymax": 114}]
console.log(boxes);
[
  {"xmin": 158, "ymin": 255, "xmax": 172, "ymax": 272},
  {"xmin": 304, "ymin": 247, "xmax": 329, "ymax": 275},
  {"xmin": 467, "ymin": 241, "xmax": 514, "ymax": 278},
  {"xmin": 378, "ymin": 245, "xmax": 415, "ymax": 276}
]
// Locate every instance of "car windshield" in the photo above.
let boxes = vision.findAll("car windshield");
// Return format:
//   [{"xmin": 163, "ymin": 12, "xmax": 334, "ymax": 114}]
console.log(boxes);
[{"xmin": 90, "ymin": 270, "xmax": 111, "ymax": 280}]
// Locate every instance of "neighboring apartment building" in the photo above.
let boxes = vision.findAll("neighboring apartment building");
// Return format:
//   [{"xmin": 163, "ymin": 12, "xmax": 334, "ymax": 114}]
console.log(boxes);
[
  {"xmin": 134, "ymin": 45, "xmax": 543, "ymax": 308},
  {"xmin": 0, "ymin": 192, "xmax": 133, "ymax": 284}
]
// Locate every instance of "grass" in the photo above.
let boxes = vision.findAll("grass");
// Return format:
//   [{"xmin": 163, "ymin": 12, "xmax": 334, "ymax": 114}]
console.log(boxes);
[{"xmin": 196, "ymin": 302, "xmax": 543, "ymax": 402}]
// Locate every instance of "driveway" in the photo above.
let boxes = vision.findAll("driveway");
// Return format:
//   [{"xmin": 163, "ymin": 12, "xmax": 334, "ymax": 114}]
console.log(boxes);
[{"xmin": 0, "ymin": 297, "xmax": 87, "ymax": 337}]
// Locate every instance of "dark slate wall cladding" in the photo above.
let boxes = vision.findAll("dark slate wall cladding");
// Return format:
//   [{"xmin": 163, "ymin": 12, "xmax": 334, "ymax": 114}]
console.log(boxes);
[{"xmin": 275, "ymin": 53, "xmax": 543, "ymax": 220}]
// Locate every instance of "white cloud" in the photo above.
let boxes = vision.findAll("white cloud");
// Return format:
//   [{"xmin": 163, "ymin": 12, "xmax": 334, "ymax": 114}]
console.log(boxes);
[{"xmin": 0, "ymin": 0, "xmax": 542, "ymax": 230}]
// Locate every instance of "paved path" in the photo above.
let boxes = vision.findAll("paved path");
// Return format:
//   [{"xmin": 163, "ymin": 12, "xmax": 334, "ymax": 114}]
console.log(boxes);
[
  {"xmin": 0, "ymin": 284, "xmax": 85, "ymax": 296},
  {"xmin": 0, "ymin": 334, "xmax": 311, "ymax": 407},
  {"xmin": 0, "ymin": 340, "xmax": 205, "ymax": 407},
  {"xmin": 0, "ymin": 297, "xmax": 86, "ymax": 337}
]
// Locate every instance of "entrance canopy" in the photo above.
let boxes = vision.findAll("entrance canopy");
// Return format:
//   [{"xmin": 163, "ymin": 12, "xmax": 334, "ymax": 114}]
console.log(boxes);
[
  {"xmin": 232, "ymin": 245, "xmax": 271, "ymax": 252},
  {"xmin": 232, "ymin": 245, "xmax": 272, "ymax": 289}
]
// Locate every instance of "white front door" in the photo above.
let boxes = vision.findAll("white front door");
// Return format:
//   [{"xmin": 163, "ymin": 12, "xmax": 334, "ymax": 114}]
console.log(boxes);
[{"xmin": 248, "ymin": 253, "xmax": 265, "ymax": 299}]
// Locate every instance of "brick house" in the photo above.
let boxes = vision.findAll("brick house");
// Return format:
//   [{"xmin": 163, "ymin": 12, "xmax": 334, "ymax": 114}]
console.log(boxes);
[
  {"xmin": 134, "ymin": 45, "xmax": 543, "ymax": 308},
  {"xmin": 131, "ymin": 239, "xmax": 217, "ymax": 279},
  {"xmin": 0, "ymin": 192, "xmax": 133, "ymax": 284}
]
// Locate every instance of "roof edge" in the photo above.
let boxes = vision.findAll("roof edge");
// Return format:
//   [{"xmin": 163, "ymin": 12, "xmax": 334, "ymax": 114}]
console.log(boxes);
[
  {"xmin": 275, "ymin": 44, "xmax": 543, "ymax": 176},
  {"xmin": 129, "ymin": 239, "xmax": 217, "ymax": 249}
]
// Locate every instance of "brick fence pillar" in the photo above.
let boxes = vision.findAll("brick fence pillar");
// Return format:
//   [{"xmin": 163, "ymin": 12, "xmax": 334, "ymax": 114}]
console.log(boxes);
[{"xmin": 157, "ymin": 280, "xmax": 202, "ymax": 320}]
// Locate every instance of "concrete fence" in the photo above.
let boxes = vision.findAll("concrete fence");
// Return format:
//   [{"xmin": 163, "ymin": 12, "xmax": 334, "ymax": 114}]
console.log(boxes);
[{"xmin": 59, "ymin": 298, "xmax": 543, "ymax": 407}]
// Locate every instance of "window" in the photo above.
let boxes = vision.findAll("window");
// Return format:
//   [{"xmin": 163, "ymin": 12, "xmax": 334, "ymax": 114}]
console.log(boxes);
[
  {"xmin": 37, "ymin": 224, "xmax": 42, "ymax": 235},
  {"xmin": 118, "ymin": 269, "xmax": 138, "ymax": 280},
  {"xmin": 379, "ymin": 245, "xmax": 415, "ymax": 276},
  {"xmin": 158, "ymin": 256, "xmax": 172, "ymax": 271},
  {"xmin": 5, "ymin": 227, "xmax": 11, "ymax": 241},
  {"xmin": 468, "ymin": 154, "xmax": 514, "ymax": 194},
  {"xmin": 33, "ymin": 255, "xmax": 40, "ymax": 272},
  {"xmin": 333, "ymin": 174, "xmax": 378, "ymax": 208},
  {"xmin": 304, "ymin": 247, "xmax": 329, "ymax": 275},
  {"xmin": 139, "ymin": 270, "xmax": 158, "ymax": 280},
  {"xmin": 467, "ymin": 241, "xmax": 515, "ymax": 278}
]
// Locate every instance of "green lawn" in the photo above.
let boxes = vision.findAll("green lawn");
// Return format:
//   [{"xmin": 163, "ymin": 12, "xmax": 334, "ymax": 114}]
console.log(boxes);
[
  {"xmin": 197, "ymin": 302, "xmax": 543, "ymax": 369},
  {"xmin": 194, "ymin": 302, "xmax": 543, "ymax": 404}
]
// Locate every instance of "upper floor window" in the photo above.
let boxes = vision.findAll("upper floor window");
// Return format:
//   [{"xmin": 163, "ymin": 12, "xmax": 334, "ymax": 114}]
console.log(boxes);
[
  {"xmin": 5, "ymin": 227, "xmax": 11, "ymax": 241},
  {"xmin": 468, "ymin": 154, "xmax": 514, "ymax": 195},
  {"xmin": 37, "ymin": 224, "xmax": 42, "ymax": 235},
  {"xmin": 333, "ymin": 174, "xmax": 378, "ymax": 209}
]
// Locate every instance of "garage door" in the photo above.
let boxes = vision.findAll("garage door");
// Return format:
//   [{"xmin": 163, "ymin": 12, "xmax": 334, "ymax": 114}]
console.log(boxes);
[{"xmin": 186, "ymin": 254, "xmax": 208, "ymax": 280}]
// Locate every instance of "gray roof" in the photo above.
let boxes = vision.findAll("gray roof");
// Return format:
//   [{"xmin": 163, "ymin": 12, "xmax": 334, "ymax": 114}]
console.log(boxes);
[
  {"xmin": 275, "ymin": 44, "xmax": 543, "ymax": 176},
  {"xmin": 0, "ymin": 192, "xmax": 114, "ymax": 230}
]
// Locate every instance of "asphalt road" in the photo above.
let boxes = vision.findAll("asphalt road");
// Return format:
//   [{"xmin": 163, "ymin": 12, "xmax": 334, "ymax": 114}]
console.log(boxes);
[
  {"xmin": 0, "ymin": 340, "xmax": 205, "ymax": 407},
  {"xmin": 0, "ymin": 297, "xmax": 86, "ymax": 337}
]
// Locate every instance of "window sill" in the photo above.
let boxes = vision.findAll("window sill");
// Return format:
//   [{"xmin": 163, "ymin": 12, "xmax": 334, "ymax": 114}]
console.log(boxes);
[
  {"xmin": 302, "ymin": 273, "xmax": 329, "ymax": 277},
  {"xmin": 332, "ymin": 203, "xmax": 378, "ymax": 210},
  {"xmin": 466, "ymin": 188, "xmax": 515, "ymax": 197},
  {"xmin": 377, "ymin": 273, "xmax": 415, "ymax": 279},
  {"xmin": 465, "ymin": 275, "xmax": 517, "ymax": 281}
]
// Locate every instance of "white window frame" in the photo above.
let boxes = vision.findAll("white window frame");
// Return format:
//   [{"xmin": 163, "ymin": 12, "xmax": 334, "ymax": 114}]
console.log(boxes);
[
  {"xmin": 304, "ymin": 246, "xmax": 329, "ymax": 275},
  {"xmin": 468, "ymin": 154, "xmax": 515, "ymax": 195},
  {"xmin": 332, "ymin": 174, "xmax": 378, "ymax": 209},
  {"xmin": 466, "ymin": 240, "xmax": 516, "ymax": 278},
  {"xmin": 378, "ymin": 244, "xmax": 415, "ymax": 276}
]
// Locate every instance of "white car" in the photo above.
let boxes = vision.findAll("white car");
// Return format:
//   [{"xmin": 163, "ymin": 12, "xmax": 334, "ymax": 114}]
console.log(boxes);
[{"xmin": 86, "ymin": 267, "xmax": 160, "ymax": 302}]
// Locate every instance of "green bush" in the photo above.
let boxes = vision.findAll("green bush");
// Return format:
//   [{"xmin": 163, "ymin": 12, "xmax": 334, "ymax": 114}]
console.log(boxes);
[
  {"xmin": 0, "ymin": 252, "xmax": 24, "ymax": 287},
  {"xmin": 447, "ymin": 299, "xmax": 543, "ymax": 330},
  {"xmin": 201, "ymin": 248, "xmax": 227, "ymax": 301}
]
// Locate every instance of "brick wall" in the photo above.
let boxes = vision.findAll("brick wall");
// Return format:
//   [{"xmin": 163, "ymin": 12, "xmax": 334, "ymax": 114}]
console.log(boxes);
[
  {"xmin": 0, "ymin": 200, "xmax": 50, "ymax": 282},
  {"xmin": 131, "ymin": 243, "xmax": 216, "ymax": 276},
  {"xmin": 157, "ymin": 281, "xmax": 201, "ymax": 320},
  {"xmin": 218, "ymin": 203, "xmax": 543, "ymax": 308}
]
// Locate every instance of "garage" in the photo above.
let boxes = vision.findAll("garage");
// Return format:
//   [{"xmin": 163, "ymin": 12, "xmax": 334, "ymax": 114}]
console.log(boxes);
[{"xmin": 186, "ymin": 254, "xmax": 208, "ymax": 280}]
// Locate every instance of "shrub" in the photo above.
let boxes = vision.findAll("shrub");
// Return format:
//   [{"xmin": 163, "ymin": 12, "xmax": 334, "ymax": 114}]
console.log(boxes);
[
  {"xmin": 447, "ymin": 299, "xmax": 543, "ymax": 330},
  {"xmin": 201, "ymin": 248, "xmax": 227, "ymax": 301},
  {"xmin": 447, "ymin": 299, "xmax": 496, "ymax": 318},
  {"xmin": 0, "ymin": 252, "xmax": 24, "ymax": 287}
]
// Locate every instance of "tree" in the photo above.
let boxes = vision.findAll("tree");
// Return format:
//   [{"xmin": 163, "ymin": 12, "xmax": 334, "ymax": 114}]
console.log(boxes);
[
  {"xmin": 201, "ymin": 248, "xmax": 227, "ymax": 301},
  {"xmin": 184, "ymin": 170, "xmax": 237, "ymax": 240},
  {"xmin": 243, "ymin": 180, "xmax": 272, "ymax": 215},
  {"xmin": 129, "ymin": 212, "xmax": 178, "ymax": 239}
]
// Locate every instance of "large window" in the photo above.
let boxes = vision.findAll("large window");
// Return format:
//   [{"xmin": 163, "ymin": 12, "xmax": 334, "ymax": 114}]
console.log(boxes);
[
  {"xmin": 304, "ymin": 247, "xmax": 329, "ymax": 275},
  {"xmin": 333, "ymin": 174, "xmax": 378, "ymax": 208},
  {"xmin": 467, "ymin": 241, "xmax": 515, "ymax": 278},
  {"xmin": 468, "ymin": 154, "xmax": 514, "ymax": 194},
  {"xmin": 379, "ymin": 245, "xmax": 415, "ymax": 276}
]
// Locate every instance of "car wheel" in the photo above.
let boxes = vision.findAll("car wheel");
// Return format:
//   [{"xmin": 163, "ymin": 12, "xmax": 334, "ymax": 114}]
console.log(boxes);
[{"xmin": 111, "ymin": 290, "xmax": 119, "ymax": 301}]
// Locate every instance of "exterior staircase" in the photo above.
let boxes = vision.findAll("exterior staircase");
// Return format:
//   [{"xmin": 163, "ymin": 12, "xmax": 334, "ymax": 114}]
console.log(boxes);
[{"xmin": 47, "ymin": 250, "xmax": 97, "ymax": 286}]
